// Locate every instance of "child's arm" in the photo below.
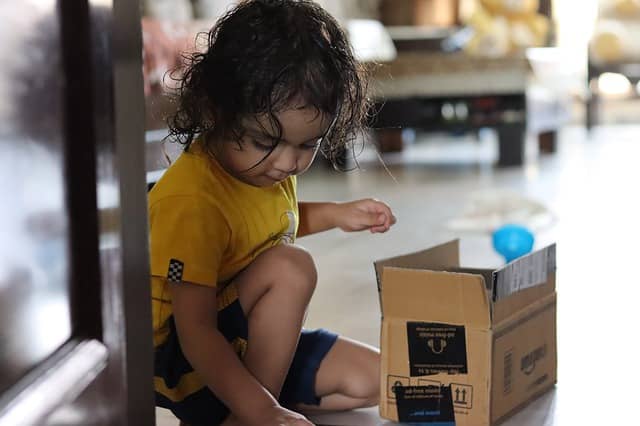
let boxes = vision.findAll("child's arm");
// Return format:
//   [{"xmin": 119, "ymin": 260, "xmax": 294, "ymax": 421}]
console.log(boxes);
[
  {"xmin": 297, "ymin": 199, "xmax": 396, "ymax": 237},
  {"xmin": 170, "ymin": 282, "xmax": 311, "ymax": 426}
]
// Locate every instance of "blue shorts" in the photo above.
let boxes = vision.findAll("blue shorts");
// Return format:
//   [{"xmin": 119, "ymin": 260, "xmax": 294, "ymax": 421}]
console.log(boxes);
[{"xmin": 154, "ymin": 298, "xmax": 338, "ymax": 426}]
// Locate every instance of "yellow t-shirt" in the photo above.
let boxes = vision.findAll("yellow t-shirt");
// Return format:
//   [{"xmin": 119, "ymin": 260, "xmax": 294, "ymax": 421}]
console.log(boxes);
[{"xmin": 148, "ymin": 142, "xmax": 299, "ymax": 348}]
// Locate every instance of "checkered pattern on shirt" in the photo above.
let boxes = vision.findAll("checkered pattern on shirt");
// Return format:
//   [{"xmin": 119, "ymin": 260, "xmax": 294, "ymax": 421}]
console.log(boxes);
[{"xmin": 167, "ymin": 259, "xmax": 184, "ymax": 283}]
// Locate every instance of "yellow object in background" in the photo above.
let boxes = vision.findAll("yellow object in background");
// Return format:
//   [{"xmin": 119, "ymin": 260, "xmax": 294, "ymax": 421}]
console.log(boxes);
[
  {"xmin": 588, "ymin": 0, "xmax": 640, "ymax": 64},
  {"xmin": 464, "ymin": 15, "xmax": 512, "ymax": 57},
  {"xmin": 463, "ymin": 0, "xmax": 550, "ymax": 57},
  {"xmin": 526, "ymin": 13, "xmax": 551, "ymax": 39},
  {"xmin": 614, "ymin": 0, "xmax": 640, "ymax": 16},
  {"xmin": 591, "ymin": 26, "xmax": 625, "ymax": 63},
  {"xmin": 467, "ymin": 7, "xmax": 495, "ymax": 32},
  {"xmin": 589, "ymin": 19, "xmax": 640, "ymax": 64},
  {"xmin": 480, "ymin": 0, "xmax": 539, "ymax": 18}
]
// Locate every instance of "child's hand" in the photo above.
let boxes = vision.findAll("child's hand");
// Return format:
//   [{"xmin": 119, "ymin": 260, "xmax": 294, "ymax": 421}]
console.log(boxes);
[
  {"xmin": 335, "ymin": 198, "xmax": 396, "ymax": 233},
  {"xmin": 261, "ymin": 406, "xmax": 314, "ymax": 426},
  {"xmin": 226, "ymin": 406, "xmax": 314, "ymax": 426}
]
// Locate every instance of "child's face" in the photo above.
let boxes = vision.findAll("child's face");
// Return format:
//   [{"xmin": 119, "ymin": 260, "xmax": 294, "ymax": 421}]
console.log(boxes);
[{"xmin": 215, "ymin": 105, "xmax": 333, "ymax": 187}]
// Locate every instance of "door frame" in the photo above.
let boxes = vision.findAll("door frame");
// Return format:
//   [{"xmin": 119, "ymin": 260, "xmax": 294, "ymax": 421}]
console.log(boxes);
[{"xmin": 0, "ymin": 0, "xmax": 154, "ymax": 424}]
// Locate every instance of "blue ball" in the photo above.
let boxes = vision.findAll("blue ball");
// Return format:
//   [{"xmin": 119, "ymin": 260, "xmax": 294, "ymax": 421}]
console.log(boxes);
[{"xmin": 492, "ymin": 224, "xmax": 535, "ymax": 263}]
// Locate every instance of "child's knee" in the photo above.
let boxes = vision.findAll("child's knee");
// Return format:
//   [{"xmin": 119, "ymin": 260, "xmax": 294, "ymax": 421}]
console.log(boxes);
[
  {"xmin": 236, "ymin": 244, "xmax": 317, "ymax": 314},
  {"xmin": 263, "ymin": 244, "xmax": 317, "ymax": 296}
]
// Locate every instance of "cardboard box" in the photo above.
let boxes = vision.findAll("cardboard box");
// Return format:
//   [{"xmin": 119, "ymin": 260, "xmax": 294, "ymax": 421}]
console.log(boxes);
[{"xmin": 374, "ymin": 240, "xmax": 557, "ymax": 425}]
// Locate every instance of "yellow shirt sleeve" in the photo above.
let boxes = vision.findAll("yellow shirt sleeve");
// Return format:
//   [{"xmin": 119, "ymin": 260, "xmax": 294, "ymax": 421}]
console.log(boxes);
[{"xmin": 149, "ymin": 195, "xmax": 230, "ymax": 288}]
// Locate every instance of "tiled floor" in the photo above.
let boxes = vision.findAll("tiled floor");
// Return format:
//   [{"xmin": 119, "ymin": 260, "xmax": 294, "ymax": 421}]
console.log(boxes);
[{"xmin": 157, "ymin": 125, "xmax": 640, "ymax": 425}]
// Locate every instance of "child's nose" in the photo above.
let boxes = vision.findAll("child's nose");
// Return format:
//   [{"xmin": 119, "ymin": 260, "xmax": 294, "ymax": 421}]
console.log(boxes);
[{"xmin": 273, "ymin": 145, "xmax": 297, "ymax": 173}]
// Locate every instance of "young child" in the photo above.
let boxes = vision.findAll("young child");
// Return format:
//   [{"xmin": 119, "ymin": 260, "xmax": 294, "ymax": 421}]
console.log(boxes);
[{"xmin": 149, "ymin": 1, "xmax": 396, "ymax": 425}]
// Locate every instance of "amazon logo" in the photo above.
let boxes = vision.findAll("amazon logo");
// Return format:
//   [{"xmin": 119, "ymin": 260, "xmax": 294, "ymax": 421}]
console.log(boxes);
[{"xmin": 520, "ymin": 344, "xmax": 547, "ymax": 376}]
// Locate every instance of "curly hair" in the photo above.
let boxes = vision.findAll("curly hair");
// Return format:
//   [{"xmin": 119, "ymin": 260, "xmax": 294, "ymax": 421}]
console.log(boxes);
[{"xmin": 166, "ymin": 0, "xmax": 370, "ymax": 168}]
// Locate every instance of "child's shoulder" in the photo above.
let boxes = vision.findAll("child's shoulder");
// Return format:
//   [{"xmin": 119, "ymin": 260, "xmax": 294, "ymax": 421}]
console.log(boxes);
[{"xmin": 148, "ymin": 147, "xmax": 221, "ymax": 206}]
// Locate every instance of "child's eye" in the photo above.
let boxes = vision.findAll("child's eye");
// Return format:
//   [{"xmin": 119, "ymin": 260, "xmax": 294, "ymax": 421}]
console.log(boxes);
[
  {"xmin": 250, "ymin": 138, "xmax": 276, "ymax": 151},
  {"xmin": 300, "ymin": 141, "xmax": 321, "ymax": 150}
]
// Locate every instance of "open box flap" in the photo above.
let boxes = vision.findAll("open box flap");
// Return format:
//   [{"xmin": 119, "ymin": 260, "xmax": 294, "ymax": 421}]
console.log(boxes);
[
  {"xmin": 381, "ymin": 267, "xmax": 491, "ymax": 329},
  {"xmin": 374, "ymin": 240, "xmax": 460, "ymax": 293}
]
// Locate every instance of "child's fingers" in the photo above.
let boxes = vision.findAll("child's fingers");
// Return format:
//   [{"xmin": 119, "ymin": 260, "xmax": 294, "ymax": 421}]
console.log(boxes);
[
  {"xmin": 379, "ymin": 212, "xmax": 396, "ymax": 228},
  {"xmin": 345, "ymin": 210, "xmax": 381, "ymax": 231},
  {"xmin": 357, "ymin": 199, "xmax": 396, "ymax": 231},
  {"xmin": 362, "ymin": 210, "xmax": 382, "ymax": 227},
  {"xmin": 372, "ymin": 202, "xmax": 395, "ymax": 228},
  {"xmin": 370, "ymin": 224, "xmax": 390, "ymax": 233}
]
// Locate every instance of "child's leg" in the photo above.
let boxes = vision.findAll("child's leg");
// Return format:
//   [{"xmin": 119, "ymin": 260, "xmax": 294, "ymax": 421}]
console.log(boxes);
[
  {"xmin": 297, "ymin": 336, "xmax": 380, "ymax": 412},
  {"xmin": 233, "ymin": 244, "xmax": 317, "ymax": 398}
]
